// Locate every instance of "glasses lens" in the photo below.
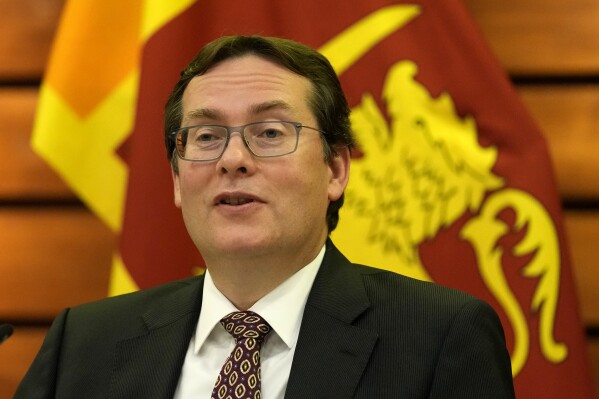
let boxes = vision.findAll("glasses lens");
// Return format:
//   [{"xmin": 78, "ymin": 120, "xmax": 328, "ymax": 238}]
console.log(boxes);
[
  {"xmin": 174, "ymin": 122, "xmax": 301, "ymax": 161},
  {"xmin": 177, "ymin": 126, "xmax": 228, "ymax": 161},
  {"xmin": 245, "ymin": 121, "xmax": 298, "ymax": 157}
]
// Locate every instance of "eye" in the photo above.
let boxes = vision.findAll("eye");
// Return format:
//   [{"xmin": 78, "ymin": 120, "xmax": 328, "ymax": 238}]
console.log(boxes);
[
  {"xmin": 260, "ymin": 128, "xmax": 282, "ymax": 139},
  {"xmin": 197, "ymin": 133, "xmax": 219, "ymax": 141},
  {"xmin": 190, "ymin": 126, "xmax": 225, "ymax": 144}
]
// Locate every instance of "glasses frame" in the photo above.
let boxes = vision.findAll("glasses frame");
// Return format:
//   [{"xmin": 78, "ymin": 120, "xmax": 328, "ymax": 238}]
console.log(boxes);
[{"xmin": 171, "ymin": 120, "xmax": 325, "ymax": 162}]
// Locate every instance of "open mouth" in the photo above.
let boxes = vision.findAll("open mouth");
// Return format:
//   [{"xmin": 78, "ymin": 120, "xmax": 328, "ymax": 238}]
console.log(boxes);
[{"xmin": 220, "ymin": 197, "xmax": 254, "ymax": 206}]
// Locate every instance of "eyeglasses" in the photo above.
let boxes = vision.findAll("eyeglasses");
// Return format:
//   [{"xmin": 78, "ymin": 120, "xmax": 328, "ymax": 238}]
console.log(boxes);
[{"xmin": 171, "ymin": 121, "xmax": 324, "ymax": 162}]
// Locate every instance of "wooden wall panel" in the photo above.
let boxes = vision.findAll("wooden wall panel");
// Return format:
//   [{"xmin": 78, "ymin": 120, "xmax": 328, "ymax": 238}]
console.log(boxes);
[
  {"xmin": 518, "ymin": 85, "xmax": 599, "ymax": 200},
  {"xmin": 565, "ymin": 211, "xmax": 599, "ymax": 326},
  {"xmin": 0, "ymin": 208, "xmax": 596, "ymax": 326},
  {"xmin": 0, "ymin": 0, "xmax": 65, "ymax": 79},
  {"xmin": 0, "ymin": 208, "xmax": 114, "ymax": 320},
  {"xmin": 2, "ymin": 85, "xmax": 598, "ymax": 201},
  {"xmin": 0, "ymin": 327, "xmax": 46, "ymax": 399},
  {"xmin": 0, "ymin": 88, "xmax": 73, "ymax": 199},
  {"xmin": 1, "ymin": 1, "xmax": 599, "ymax": 79},
  {"xmin": 464, "ymin": 0, "xmax": 599, "ymax": 75}
]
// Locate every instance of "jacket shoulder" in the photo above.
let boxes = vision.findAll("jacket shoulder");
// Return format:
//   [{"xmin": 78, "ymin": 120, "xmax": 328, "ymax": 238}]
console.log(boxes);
[
  {"xmin": 64, "ymin": 275, "xmax": 203, "ymax": 340},
  {"xmin": 351, "ymin": 263, "xmax": 495, "ymax": 325}
]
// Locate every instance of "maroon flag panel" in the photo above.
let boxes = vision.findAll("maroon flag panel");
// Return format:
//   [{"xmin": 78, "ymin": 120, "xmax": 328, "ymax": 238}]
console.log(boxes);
[{"xmin": 118, "ymin": 1, "xmax": 594, "ymax": 397}]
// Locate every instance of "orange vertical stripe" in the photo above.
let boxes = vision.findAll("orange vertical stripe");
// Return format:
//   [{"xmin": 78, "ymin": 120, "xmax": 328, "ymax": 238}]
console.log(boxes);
[{"xmin": 46, "ymin": 0, "xmax": 143, "ymax": 117}]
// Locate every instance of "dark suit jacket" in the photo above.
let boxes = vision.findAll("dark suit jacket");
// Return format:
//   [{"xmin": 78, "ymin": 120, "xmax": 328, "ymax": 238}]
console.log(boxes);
[{"xmin": 15, "ymin": 241, "xmax": 515, "ymax": 398}]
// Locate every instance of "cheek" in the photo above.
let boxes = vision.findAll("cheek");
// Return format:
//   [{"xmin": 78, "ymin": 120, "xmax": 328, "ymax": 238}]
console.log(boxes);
[
  {"xmin": 287, "ymin": 162, "xmax": 331, "ymax": 206},
  {"xmin": 177, "ymin": 168, "xmax": 210, "ymax": 205}
]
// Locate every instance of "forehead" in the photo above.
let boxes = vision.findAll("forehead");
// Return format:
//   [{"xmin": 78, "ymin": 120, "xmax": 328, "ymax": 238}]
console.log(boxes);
[{"xmin": 181, "ymin": 55, "xmax": 314, "ymax": 122}]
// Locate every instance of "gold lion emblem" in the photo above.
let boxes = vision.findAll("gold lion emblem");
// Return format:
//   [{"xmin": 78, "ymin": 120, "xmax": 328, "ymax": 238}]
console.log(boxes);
[{"xmin": 322, "ymin": 5, "xmax": 567, "ymax": 376}]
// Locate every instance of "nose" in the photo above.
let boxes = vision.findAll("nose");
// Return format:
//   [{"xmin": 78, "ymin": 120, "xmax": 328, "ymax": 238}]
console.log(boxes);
[{"xmin": 217, "ymin": 132, "xmax": 255, "ymax": 175}]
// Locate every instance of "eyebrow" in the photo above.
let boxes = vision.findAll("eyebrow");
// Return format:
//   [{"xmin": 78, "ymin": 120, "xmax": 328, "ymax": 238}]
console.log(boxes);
[
  {"xmin": 185, "ymin": 108, "xmax": 223, "ymax": 121},
  {"xmin": 248, "ymin": 100, "xmax": 294, "ymax": 115},
  {"xmin": 185, "ymin": 100, "xmax": 295, "ymax": 123}
]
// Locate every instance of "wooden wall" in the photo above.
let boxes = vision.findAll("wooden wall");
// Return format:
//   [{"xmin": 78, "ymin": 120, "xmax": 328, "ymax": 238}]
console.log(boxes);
[{"xmin": 1, "ymin": 0, "xmax": 598, "ymax": 396}]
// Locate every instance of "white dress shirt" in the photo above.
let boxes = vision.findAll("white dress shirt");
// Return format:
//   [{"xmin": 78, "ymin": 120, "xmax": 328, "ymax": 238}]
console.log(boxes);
[{"xmin": 173, "ymin": 246, "xmax": 325, "ymax": 398}]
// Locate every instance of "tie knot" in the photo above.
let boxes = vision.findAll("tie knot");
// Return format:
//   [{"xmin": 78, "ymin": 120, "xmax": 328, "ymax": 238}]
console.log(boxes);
[{"xmin": 220, "ymin": 311, "xmax": 272, "ymax": 342}]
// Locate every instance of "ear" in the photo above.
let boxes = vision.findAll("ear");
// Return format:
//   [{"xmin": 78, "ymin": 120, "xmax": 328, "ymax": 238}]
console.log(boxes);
[
  {"xmin": 171, "ymin": 167, "xmax": 182, "ymax": 208},
  {"xmin": 327, "ymin": 146, "xmax": 351, "ymax": 201}
]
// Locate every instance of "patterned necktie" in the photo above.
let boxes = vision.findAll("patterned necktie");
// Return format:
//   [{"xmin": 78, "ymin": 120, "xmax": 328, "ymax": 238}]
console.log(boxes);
[{"xmin": 212, "ymin": 311, "xmax": 272, "ymax": 399}]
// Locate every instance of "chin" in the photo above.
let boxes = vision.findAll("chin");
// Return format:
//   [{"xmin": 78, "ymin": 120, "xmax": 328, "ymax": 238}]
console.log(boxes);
[{"xmin": 200, "ymin": 234, "xmax": 275, "ymax": 257}]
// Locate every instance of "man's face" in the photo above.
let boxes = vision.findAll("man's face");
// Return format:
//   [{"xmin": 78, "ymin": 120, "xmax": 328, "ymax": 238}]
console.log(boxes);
[{"xmin": 172, "ymin": 55, "xmax": 349, "ymax": 266}]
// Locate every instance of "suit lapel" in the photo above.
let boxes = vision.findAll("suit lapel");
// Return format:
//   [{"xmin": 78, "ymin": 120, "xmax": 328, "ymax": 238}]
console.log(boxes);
[
  {"xmin": 285, "ymin": 241, "xmax": 378, "ymax": 399},
  {"xmin": 109, "ymin": 276, "xmax": 204, "ymax": 399}
]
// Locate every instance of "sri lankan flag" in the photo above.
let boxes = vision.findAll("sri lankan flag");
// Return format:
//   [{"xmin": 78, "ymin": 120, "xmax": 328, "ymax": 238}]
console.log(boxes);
[{"xmin": 34, "ymin": 0, "xmax": 594, "ymax": 397}]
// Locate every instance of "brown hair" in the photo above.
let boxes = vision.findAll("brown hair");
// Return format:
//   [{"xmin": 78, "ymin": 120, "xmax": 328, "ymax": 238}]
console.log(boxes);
[{"xmin": 164, "ymin": 35, "xmax": 354, "ymax": 232}]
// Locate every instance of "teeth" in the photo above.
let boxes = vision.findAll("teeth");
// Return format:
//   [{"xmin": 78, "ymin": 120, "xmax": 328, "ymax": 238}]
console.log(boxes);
[{"xmin": 222, "ymin": 197, "xmax": 253, "ymax": 205}]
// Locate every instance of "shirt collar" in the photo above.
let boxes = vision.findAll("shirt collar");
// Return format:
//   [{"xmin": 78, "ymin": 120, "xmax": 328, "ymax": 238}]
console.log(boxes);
[{"xmin": 194, "ymin": 245, "xmax": 325, "ymax": 354}]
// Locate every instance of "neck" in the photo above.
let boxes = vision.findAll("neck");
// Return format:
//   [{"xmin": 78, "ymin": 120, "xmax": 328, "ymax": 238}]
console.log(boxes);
[{"xmin": 204, "ymin": 238, "xmax": 326, "ymax": 310}]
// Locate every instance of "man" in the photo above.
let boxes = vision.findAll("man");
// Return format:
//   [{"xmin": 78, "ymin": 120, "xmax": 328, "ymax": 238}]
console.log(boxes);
[{"xmin": 16, "ymin": 36, "xmax": 515, "ymax": 398}]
